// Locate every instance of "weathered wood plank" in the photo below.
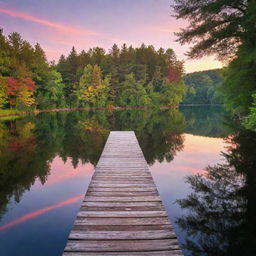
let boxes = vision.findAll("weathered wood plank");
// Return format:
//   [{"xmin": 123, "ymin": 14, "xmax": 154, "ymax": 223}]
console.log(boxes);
[
  {"xmin": 88, "ymin": 184, "xmax": 155, "ymax": 188},
  {"xmin": 68, "ymin": 230, "xmax": 176, "ymax": 240},
  {"xmin": 83, "ymin": 196, "xmax": 161, "ymax": 202},
  {"xmin": 92, "ymin": 177, "xmax": 153, "ymax": 181},
  {"xmin": 91, "ymin": 181, "xmax": 153, "ymax": 184},
  {"xmin": 62, "ymin": 131, "xmax": 182, "ymax": 255},
  {"xmin": 93, "ymin": 174, "xmax": 152, "ymax": 177},
  {"xmin": 63, "ymin": 251, "xmax": 183, "ymax": 256},
  {"xmin": 72, "ymin": 225, "xmax": 172, "ymax": 231},
  {"xmin": 74, "ymin": 217, "xmax": 171, "ymax": 226},
  {"xmin": 77, "ymin": 210, "xmax": 168, "ymax": 218},
  {"xmin": 86, "ymin": 192, "xmax": 159, "ymax": 197},
  {"xmin": 87, "ymin": 187, "xmax": 157, "ymax": 192},
  {"xmin": 81, "ymin": 201, "xmax": 163, "ymax": 207},
  {"xmin": 80, "ymin": 206, "xmax": 165, "ymax": 211},
  {"xmin": 64, "ymin": 239, "xmax": 180, "ymax": 252}
]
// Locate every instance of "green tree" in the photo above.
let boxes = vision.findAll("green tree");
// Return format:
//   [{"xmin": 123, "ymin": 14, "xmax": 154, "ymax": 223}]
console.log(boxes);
[
  {"xmin": 90, "ymin": 47, "xmax": 107, "ymax": 69},
  {"xmin": 37, "ymin": 70, "xmax": 65, "ymax": 109},
  {"xmin": 57, "ymin": 47, "xmax": 81, "ymax": 106},
  {"xmin": 160, "ymin": 78, "xmax": 186, "ymax": 107},
  {"xmin": 243, "ymin": 92, "xmax": 256, "ymax": 131},
  {"xmin": 0, "ymin": 29, "xmax": 10, "ymax": 76},
  {"xmin": 173, "ymin": 0, "xmax": 256, "ymax": 117},
  {"xmin": 119, "ymin": 73, "xmax": 151, "ymax": 106},
  {"xmin": 66, "ymin": 46, "xmax": 79, "ymax": 83},
  {"xmin": 151, "ymin": 66, "xmax": 163, "ymax": 92},
  {"xmin": 31, "ymin": 43, "xmax": 48, "ymax": 84},
  {"xmin": 0, "ymin": 76, "xmax": 8, "ymax": 108},
  {"xmin": 221, "ymin": 47, "xmax": 256, "ymax": 113},
  {"xmin": 173, "ymin": 0, "xmax": 250, "ymax": 60}
]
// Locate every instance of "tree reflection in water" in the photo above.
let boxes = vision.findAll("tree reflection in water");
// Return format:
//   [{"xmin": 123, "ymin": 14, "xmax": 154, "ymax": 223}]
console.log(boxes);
[
  {"xmin": 0, "ymin": 109, "xmax": 185, "ymax": 219},
  {"xmin": 176, "ymin": 130, "xmax": 256, "ymax": 256}
]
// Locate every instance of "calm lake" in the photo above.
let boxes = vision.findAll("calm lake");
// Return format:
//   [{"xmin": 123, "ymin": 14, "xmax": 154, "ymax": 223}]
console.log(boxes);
[{"xmin": 0, "ymin": 106, "xmax": 255, "ymax": 256}]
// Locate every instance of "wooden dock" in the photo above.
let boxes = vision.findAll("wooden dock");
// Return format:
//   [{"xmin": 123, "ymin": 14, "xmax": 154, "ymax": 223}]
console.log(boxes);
[{"xmin": 63, "ymin": 131, "xmax": 183, "ymax": 256}]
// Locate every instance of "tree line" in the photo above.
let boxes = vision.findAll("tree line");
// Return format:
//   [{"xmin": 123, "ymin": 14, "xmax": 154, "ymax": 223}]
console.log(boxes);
[
  {"xmin": 0, "ymin": 28, "xmax": 186, "ymax": 110},
  {"xmin": 183, "ymin": 69, "xmax": 224, "ymax": 104}
]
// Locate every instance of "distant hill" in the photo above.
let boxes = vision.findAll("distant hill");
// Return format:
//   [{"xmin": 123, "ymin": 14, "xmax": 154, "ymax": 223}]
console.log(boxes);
[{"xmin": 182, "ymin": 69, "xmax": 224, "ymax": 104}]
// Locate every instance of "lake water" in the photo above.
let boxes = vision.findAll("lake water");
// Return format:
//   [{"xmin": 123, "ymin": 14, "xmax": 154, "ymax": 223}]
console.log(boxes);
[{"xmin": 0, "ymin": 106, "xmax": 255, "ymax": 256}]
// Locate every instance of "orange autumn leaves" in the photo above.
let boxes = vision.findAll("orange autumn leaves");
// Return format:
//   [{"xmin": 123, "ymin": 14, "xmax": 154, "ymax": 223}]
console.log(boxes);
[{"xmin": 75, "ymin": 64, "xmax": 110, "ymax": 107}]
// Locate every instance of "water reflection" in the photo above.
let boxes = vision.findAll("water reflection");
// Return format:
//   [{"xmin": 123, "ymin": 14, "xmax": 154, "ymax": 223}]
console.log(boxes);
[
  {"xmin": 0, "ymin": 109, "xmax": 187, "ymax": 220},
  {"xmin": 114, "ymin": 109, "xmax": 186, "ymax": 164},
  {"xmin": 0, "ymin": 107, "xmax": 233, "ymax": 256},
  {"xmin": 176, "ymin": 129, "xmax": 256, "ymax": 256},
  {"xmin": 0, "ymin": 118, "xmax": 50, "ymax": 217},
  {"xmin": 181, "ymin": 106, "xmax": 231, "ymax": 137}
]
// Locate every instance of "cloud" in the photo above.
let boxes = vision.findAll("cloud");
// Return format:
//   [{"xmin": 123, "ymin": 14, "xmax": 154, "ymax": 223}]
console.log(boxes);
[
  {"xmin": 0, "ymin": 6, "xmax": 130, "ymax": 55},
  {"xmin": 0, "ymin": 194, "xmax": 84, "ymax": 231},
  {"xmin": 0, "ymin": 7, "xmax": 96, "ymax": 35}
]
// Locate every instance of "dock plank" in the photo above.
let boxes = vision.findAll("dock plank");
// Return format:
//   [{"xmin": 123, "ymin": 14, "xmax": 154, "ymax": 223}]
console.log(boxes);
[
  {"xmin": 62, "ymin": 131, "xmax": 183, "ymax": 255},
  {"xmin": 74, "ymin": 217, "xmax": 171, "ymax": 226},
  {"xmin": 68, "ymin": 230, "xmax": 176, "ymax": 240},
  {"xmin": 63, "ymin": 252, "xmax": 183, "ymax": 256},
  {"xmin": 64, "ymin": 239, "xmax": 180, "ymax": 252}
]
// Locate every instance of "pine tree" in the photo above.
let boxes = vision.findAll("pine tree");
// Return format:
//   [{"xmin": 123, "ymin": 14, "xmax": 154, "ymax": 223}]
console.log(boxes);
[{"xmin": 0, "ymin": 29, "xmax": 11, "ymax": 76}]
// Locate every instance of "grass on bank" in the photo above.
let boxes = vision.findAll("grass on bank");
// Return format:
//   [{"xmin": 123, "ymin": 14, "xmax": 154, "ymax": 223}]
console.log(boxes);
[
  {"xmin": 0, "ymin": 109, "xmax": 22, "ymax": 121},
  {"xmin": 0, "ymin": 109, "xmax": 20, "ymax": 115}
]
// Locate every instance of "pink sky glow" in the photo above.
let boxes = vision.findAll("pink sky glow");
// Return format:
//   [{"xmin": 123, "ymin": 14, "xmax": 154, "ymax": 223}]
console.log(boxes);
[{"xmin": 0, "ymin": 1, "xmax": 223, "ymax": 73}]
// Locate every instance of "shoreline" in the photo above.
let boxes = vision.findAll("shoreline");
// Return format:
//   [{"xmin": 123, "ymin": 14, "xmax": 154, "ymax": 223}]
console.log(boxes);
[
  {"xmin": 179, "ymin": 103, "xmax": 223, "ymax": 106},
  {"xmin": 0, "ymin": 106, "xmax": 151, "ymax": 118},
  {"xmin": 0, "ymin": 104, "xmax": 223, "ymax": 118}
]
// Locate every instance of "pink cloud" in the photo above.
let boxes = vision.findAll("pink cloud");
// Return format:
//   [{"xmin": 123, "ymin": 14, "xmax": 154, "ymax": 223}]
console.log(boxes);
[
  {"xmin": 0, "ymin": 7, "xmax": 96, "ymax": 36},
  {"xmin": 0, "ymin": 194, "xmax": 84, "ymax": 231},
  {"xmin": 0, "ymin": 6, "xmax": 132, "ymax": 60}
]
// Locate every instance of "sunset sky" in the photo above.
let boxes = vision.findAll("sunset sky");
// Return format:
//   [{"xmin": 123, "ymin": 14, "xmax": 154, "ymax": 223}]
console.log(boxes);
[{"xmin": 0, "ymin": 0, "xmax": 223, "ymax": 73}]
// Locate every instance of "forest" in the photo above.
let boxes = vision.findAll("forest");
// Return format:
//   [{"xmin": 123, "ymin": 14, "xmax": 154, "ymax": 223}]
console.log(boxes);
[
  {"xmin": 0, "ymin": 29, "xmax": 186, "ymax": 111},
  {"xmin": 182, "ymin": 69, "xmax": 223, "ymax": 104}
]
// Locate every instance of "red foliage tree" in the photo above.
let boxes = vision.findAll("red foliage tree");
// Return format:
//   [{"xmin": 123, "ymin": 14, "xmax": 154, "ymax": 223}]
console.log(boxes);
[
  {"xmin": 167, "ymin": 61, "xmax": 184, "ymax": 82},
  {"xmin": 6, "ymin": 77, "xmax": 36, "ymax": 107},
  {"xmin": 6, "ymin": 77, "xmax": 19, "ymax": 106},
  {"xmin": 19, "ymin": 78, "xmax": 36, "ymax": 92}
]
